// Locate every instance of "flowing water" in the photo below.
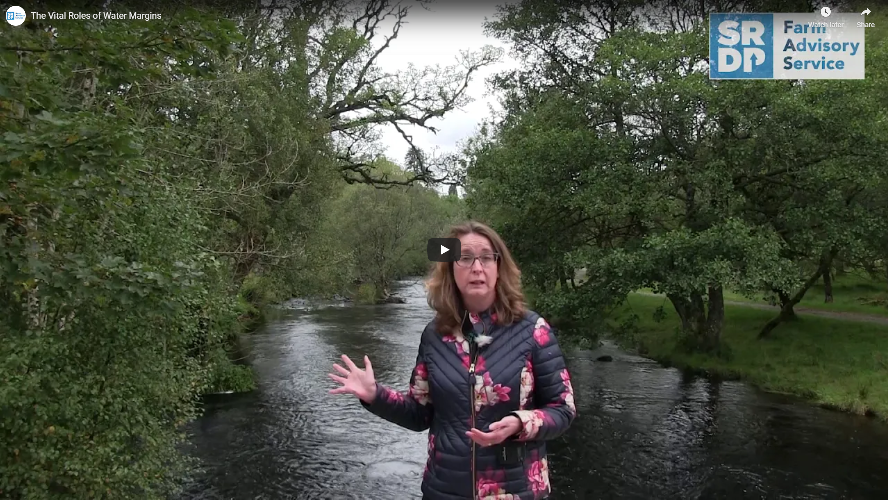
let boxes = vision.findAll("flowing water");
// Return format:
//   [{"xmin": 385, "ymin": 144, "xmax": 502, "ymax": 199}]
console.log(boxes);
[{"xmin": 179, "ymin": 280, "xmax": 888, "ymax": 499}]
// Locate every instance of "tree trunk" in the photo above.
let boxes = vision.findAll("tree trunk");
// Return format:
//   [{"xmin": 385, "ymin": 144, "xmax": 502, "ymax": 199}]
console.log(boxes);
[
  {"xmin": 668, "ymin": 293, "xmax": 695, "ymax": 333},
  {"xmin": 775, "ymin": 289, "xmax": 798, "ymax": 320},
  {"xmin": 822, "ymin": 264, "xmax": 834, "ymax": 303},
  {"xmin": 759, "ymin": 247, "xmax": 838, "ymax": 338},
  {"xmin": 667, "ymin": 285, "xmax": 725, "ymax": 353},
  {"xmin": 704, "ymin": 285, "xmax": 725, "ymax": 351},
  {"xmin": 557, "ymin": 264, "xmax": 568, "ymax": 290},
  {"xmin": 757, "ymin": 305, "xmax": 798, "ymax": 338},
  {"xmin": 376, "ymin": 273, "xmax": 388, "ymax": 302}
]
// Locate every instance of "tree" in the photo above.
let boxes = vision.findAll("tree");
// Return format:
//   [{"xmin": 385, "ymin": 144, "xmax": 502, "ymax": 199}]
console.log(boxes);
[
  {"xmin": 0, "ymin": 7, "xmax": 247, "ymax": 497},
  {"xmin": 0, "ymin": 1, "xmax": 479, "ymax": 496},
  {"xmin": 324, "ymin": 158, "xmax": 464, "ymax": 301},
  {"xmin": 405, "ymin": 147, "xmax": 427, "ymax": 174},
  {"xmin": 288, "ymin": 0, "xmax": 501, "ymax": 186},
  {"xmin": 145, "ymin": 0, "xmax": 498, "ymax": 282},
  {"xmin": 466, "ymin": 0, "xmax": 888, "ymax": 350}
]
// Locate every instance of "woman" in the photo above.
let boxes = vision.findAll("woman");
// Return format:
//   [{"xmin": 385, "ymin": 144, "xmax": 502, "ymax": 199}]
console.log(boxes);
[{"xmin": 329, "ymin": 220, "xmax": 576, "ymax": 499}]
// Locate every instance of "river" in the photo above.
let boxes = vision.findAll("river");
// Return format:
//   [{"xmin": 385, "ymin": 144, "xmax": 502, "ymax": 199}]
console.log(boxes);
[{"xmin": 178, "ymin": 280, "xmax": 888, "ymax": 499}]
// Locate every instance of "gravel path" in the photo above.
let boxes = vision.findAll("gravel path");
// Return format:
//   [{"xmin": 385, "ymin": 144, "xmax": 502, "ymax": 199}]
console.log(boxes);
[{"xmin": 631, "ymin": 292, "xmax": 888, "ymax": 326}]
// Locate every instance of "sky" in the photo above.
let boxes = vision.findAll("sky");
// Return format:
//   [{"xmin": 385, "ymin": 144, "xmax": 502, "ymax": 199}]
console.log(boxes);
[{"xmin": 372, "ymin": 1, "xmax": 520, "ymax": 164}]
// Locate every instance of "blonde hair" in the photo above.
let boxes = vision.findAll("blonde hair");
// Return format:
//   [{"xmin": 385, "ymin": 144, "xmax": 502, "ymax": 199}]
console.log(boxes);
[{"xmin": 426, "ymin": 220, "xmax": 527, "ymax": 334}]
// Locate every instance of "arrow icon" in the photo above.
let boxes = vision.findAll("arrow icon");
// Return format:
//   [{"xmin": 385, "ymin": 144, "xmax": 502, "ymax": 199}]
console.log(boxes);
[
  {"xmin": 861, "ymin": 8, "xmax": 871, "ymax": 15},
  {"xmin": 440, "ymin": 245, "xmax": 449, "ymax": 254}
]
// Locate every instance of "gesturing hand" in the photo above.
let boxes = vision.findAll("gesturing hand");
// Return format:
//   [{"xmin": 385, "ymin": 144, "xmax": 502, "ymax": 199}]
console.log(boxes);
[
  {"xmin": 466, "ymin": 415, "xmax": 522, "ymax": 447},
  {"xmin": 328, "ymin": 354, "xmax": 377, "ymax": 404}
]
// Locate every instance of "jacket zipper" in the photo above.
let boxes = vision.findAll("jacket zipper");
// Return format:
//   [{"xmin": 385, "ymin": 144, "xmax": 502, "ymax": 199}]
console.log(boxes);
[
  {"xmin": 469, "ymin": 351, "xmax": 478, "ymax": 500},
  {"xmin": 467, "ymin": 314, "xmax": 484, "ymax": 500}
]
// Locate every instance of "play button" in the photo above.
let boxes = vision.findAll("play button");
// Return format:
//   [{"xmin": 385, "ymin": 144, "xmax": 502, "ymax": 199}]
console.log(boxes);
[{"xmin": 427, "ymin": 238, "xmax": 461, "ymax": 262}]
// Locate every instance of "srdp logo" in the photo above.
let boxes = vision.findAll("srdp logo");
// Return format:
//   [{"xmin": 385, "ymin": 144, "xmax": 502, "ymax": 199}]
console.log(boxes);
[
  {"xmin": 710, "ymin": 13, "xmax": 773, "ymax": 79},
  {"xmin": 6, "ymin": 6, "xmax": 26, "ymax": 26}
]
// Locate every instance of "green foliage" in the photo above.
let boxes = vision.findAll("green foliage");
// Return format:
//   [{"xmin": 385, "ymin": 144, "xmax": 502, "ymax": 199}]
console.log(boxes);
[
  {"xmin": 239, "ymin": 274, "xmax": 281, "ymax": 313},
  {"xmin": 313, "ymin": 159, "xmax": 465, "ymax": 300},
  {"xmin": 205, "ymin": 347, "xmax": 256, "ymax": 394},
  {"xmin": 0, "ymin": 9, "xmax": 257, "ymax": 497},
  {"xmin": 1, "ymin": 2, "xmax": 479, "ymax": 495},
  {"xmin": 466, "ymin": 2, "xmax": 888, "ymax": 348},
  {"xmin": 355, "ymin": 283, "xmax": 379, "ymax": 305}
]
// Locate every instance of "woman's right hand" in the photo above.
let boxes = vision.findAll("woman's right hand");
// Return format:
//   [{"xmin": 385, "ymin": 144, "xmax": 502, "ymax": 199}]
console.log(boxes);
[{"xmin": 328, "ymin": 354, "xmax": 377, "ymax": 404}]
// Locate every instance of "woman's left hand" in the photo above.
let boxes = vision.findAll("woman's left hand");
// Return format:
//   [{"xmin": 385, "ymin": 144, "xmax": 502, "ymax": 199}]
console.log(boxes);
[{"xmin": 466, "ymin": 415, "xmax": 522, "ymax": 447}]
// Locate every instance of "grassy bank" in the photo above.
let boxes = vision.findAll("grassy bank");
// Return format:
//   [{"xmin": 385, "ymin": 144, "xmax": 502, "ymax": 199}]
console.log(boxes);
[
  {"xmin": 609, "ymin": 293, "xmax": 888, "ymax": 421},
  {"xmin": 637, "ymin": 272, "xmax": 888, "ymax": 318}
]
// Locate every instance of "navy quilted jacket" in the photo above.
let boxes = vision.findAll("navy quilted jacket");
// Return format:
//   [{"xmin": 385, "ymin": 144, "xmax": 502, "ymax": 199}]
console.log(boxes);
[{"xmin": 362, "ymin": 309, "xmax": 576, "ymax": 499}]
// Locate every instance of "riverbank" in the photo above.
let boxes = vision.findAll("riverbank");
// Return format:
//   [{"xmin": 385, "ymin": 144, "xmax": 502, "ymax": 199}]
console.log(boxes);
[
  {"xmin": 636, "ymin": 273, "xmax": 888, "ymax": 319},
  {"xmin": 608, "ymin": 293, "xmax": 888, "ymax": 421}
]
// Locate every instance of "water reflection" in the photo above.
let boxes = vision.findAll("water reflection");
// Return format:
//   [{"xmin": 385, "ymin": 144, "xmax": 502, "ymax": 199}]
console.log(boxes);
[
  {"xmin": 556, "ymin": 345, "xmax": 888, "ymax": 499},
  {"xmin": 180, "ymin": 280, "xmax": 888, "ymax": 500}
]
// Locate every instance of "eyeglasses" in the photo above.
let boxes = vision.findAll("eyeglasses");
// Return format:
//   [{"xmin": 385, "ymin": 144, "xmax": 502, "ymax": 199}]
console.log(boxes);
[{"xmin": 455, "ymin": 253, "xmax": 499, "ymax": 268}]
